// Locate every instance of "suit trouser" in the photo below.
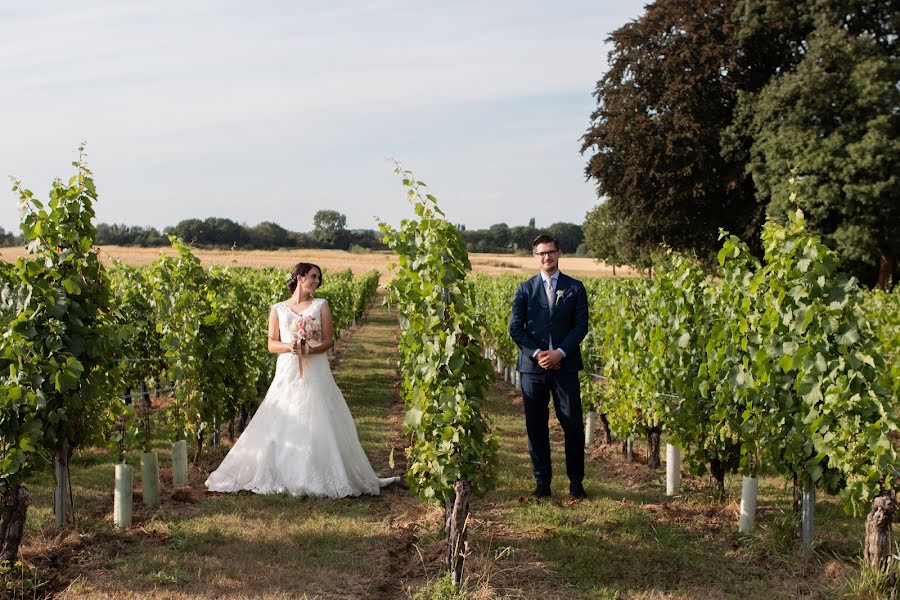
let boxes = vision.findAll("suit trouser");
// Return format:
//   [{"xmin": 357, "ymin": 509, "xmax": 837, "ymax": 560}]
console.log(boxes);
[{"xmin": 520, "ymin": 369, "xmax": 584, "ymax": 488}]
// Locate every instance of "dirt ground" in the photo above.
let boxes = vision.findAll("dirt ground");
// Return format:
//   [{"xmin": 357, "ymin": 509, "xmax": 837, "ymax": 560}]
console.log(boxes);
[{"xmin": 0, "ymin": 246, "xmax": 634, "ymax": 281}]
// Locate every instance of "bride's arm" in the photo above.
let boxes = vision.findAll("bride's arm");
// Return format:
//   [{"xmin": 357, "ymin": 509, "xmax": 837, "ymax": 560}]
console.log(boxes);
[
  {"xmin": 307, "ymin": 301, "xmax": 334, "ymax": 355},
  {"xmin": 267, "ymin": 307, "xmax": 296, "ymax": 355}
]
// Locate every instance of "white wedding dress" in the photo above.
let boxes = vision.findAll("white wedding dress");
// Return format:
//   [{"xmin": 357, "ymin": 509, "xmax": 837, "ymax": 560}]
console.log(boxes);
[{"xmin": 205, "ymin": 299, "xmax": 399, "ymax": 497}]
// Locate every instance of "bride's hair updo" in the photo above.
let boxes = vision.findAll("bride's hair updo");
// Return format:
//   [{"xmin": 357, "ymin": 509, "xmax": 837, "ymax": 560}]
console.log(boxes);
[{"xmin": 287, "ymin": 262, "xmax": 323, "ymax": 293}]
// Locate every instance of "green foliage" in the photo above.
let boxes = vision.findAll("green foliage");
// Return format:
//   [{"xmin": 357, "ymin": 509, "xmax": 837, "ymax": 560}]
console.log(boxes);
[
  {"xmin": 472, "ymin": 201, "xmax": 898, "ymax": 513},
  {"xmin": 145, "ymin": 238, "xmax": 209, "ymax": 443},
  {"xmin": 545, "ymin": 222, "xmax": 584, "ymax": 254},
  {"xmin": 312, "ymin": 209, "xmax": 349, "ymax": 249},
  {"xmin": 380, "ymin": 167, "xmax": 498, "ymax": 504},
  {"xmin": 750, "ymin": 209, "xmax": 895, "ymax": 511},
  {"xmin": 411, "ymin": 573, "xmax": 469, "ymax": 599},
  {"xmin": 470, "ymin": 274, "xmax": 520, "ymax": 369},
  {"xmin": 586, "ymin": 0, "xmax": 898, "ymax": 288},
  {"xmin": 105, "ymin": 400, "xmax": 140, "ymax": 464},
  {"xmin": 727, "ymin": 2, "xmax": 900, "ymax": 289},
  {"xmin": 582, "ymin": 201, "xmax": 649, "ymax": 272},
  {"xmin": 581, "ymin": 0, "xmax": 766, "ymax": 262},
  {"xmin": 0, "ymin": 561, "xmax": 51, "ymax": 597},
  {"xmin": 317, "ymin": 269, "xmax": 379, "ymax": 338},
  {"xmin": 861, "ymin": 287, "xmax": 900, "ymax": 401},
  {"xmin": 0, "ymin": 149, "xmax": 123, "ymax": 494},
  {"xmin": 142, "ymin": 241, "xmax": 379, "ymax": 456}
]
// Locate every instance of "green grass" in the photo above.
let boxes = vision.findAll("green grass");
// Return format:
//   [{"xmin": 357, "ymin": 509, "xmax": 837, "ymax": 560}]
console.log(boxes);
[
  {"xmin": 14, "ymin": 293, "xmax": 897, "ymax": 599},
  {"xmin": 17, "ymin": 294, "xmax": 409, "ymax": 599},
  {"xmin": 440, "ymin": 379, "xmax": 897, "ymax": 599}
]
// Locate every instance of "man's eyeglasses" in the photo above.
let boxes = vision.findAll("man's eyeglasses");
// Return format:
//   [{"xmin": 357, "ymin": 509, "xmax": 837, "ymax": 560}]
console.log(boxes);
[{"xmin": 533, "ymin": 250, "xmax": 559, "ymax": 258}]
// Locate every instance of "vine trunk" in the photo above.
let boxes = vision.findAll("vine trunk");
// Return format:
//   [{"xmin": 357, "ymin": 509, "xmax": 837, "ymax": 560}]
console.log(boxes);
[
  {"xmin": 0, "ymin": 486, "xmax": 31, "ymax": 564},
  {"xmin": 647, "ymin": 426, "xmax": 661, "ymax": 470},
  {"xmin": 863, "ymin": 491, "xmax": 896, "ymax": 572}
]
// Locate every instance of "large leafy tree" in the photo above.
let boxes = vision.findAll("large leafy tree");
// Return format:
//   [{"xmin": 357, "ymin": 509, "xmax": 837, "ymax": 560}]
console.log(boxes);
[
  {"xmin": 581, "ymin": 0, "xmax": 769, "ymax": 262},
  {"xmin": 582, "ymin": 202, "xmax": 650, "ymax": 274},
  {"xmin": 247, "ymin": 221, "xmax": 291, "ymax": 248},
  {"xmin": 547, "ymin": 222, "xmax": 584, "ymax": 254},
  {"xmin": 725, "ymin": 0, "xmax": 899, "ymax": 289},
  {"xmin": 312, "ymin": 209, "xmax": 349, "ymax": 249}
]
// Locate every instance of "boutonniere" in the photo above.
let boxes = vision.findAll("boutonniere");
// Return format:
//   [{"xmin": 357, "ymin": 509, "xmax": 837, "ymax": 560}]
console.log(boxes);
[{"xmin": 555, "ymin": 290, "xmax": 564, "ymax": 306}]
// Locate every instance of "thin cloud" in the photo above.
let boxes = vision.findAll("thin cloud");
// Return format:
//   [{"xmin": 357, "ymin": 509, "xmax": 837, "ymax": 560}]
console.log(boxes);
[{"xmin": 1, "ymin": 0, "xmax": 645, "ymax": 233}]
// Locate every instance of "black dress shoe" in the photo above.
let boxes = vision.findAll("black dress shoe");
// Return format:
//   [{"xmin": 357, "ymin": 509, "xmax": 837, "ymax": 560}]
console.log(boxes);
[
  {"xmin": 533, "ymin": 484, "xmax": 552, "ymax": 499},
  {"xmin": 569, "ymin": 484, "xmax": 587, "ymax": 500}
]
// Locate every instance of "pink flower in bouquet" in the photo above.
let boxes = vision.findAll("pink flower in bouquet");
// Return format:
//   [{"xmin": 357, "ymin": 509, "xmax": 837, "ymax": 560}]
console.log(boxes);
[
  {"xmin": 289, "ymin": 314, "xmax": 322, "ymax": 378},
  {"xmin": 290, "ymin": 314, "xmax": 323, "ymax": 344}
]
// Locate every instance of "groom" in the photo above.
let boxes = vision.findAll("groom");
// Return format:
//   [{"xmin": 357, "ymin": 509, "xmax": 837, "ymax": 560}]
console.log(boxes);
[{"xmin": 509, "ymin": 234, "xmax": 589, "ymax": 500}]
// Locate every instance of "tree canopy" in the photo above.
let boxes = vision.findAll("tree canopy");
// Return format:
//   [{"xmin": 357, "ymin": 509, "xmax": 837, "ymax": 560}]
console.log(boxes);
[
  {"xmin": 725, "ymin": 0, "xmax": 899, "ymax": 289},
  {"xmin": 312, "ymin": 210, "xmax": 350, "ymax": 249},
  {"xmin": 581, "ymin": 0, "xmax": 767, "ymax": 263},
  {"xmin": 582, "ymin": 201, "xmax": 652, "ymax": 273},
  {"xmin": 582, "ymin": 0, "xmax": 898, "ymax": 288}
]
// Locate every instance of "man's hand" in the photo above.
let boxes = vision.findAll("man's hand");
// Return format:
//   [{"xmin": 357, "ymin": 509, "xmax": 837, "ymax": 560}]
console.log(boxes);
[{"xmin": 536, "ymin": 349, "xmax": 563, "ymax": 370}]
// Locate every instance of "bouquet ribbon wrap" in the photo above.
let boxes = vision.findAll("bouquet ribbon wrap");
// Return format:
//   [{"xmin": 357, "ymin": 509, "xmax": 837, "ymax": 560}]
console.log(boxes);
[{"xmin": 290, "ymin": 312, "xmax": 322, "ymax": 380}]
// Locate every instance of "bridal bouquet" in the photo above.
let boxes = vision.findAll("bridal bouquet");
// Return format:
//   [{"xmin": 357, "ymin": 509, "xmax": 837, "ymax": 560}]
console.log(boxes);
[{"xmin": 290, "ymin": 314, "xmax": 323, "ymax": 378}]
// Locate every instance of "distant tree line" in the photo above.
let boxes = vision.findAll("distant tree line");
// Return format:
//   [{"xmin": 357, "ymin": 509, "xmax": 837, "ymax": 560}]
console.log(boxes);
[
  {"xmin": 0, "ymin": 212, "xmax": 386, "ymax": 251},
  {"xmin": 0, "ymin": 226, "xmax": 16, "ymax": 247},
  {"xmin": 581, "ymin": 0, "xmax": 898, "ymax": 289},
  {"xmin": 0, "ymin": 210, "xmax": 584, "ymax": 255},
  {"xmin": 460, "ymin": 219, "xmax": 585, "ymax": 255}
]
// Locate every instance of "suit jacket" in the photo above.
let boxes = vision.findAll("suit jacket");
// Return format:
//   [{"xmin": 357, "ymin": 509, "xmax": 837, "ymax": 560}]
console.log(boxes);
[{"xmin": 508, "ymin": 272, "xmax": 589, "ymax": 374}]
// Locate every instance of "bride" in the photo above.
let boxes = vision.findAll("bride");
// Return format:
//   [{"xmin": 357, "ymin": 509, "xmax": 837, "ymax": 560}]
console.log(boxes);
[{"xmin": 205, "ymin": 262, "xmax": 398, "ymax": 497}]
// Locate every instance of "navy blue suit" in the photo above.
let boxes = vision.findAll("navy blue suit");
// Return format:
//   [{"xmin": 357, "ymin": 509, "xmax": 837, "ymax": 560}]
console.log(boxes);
[{"xmin": 509, "ymin": 272, "xmax": 589, "ymax": 491}]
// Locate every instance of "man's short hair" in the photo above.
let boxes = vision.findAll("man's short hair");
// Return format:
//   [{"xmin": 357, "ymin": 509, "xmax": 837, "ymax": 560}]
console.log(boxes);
[{"xmin": 532, "ymin": 234, "xmax": 560, "ymax": 250}]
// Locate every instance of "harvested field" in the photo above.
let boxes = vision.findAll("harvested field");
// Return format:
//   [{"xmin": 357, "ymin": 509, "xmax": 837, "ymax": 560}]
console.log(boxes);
[{"xmin": 0, "ymin": 246, "xmax": 634, "ymax": 281}]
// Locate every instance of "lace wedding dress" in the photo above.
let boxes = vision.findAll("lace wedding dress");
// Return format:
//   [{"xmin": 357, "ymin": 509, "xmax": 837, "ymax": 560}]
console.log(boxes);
[{"xmin": 205, "ymin": 299, "xmax": 399, "ymax": 497}]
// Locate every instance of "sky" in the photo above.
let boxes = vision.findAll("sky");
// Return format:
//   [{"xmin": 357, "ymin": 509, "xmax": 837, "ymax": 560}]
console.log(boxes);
[{"xmin": 0, "ymin": 1, "xmax": 646, "ymax": 234}]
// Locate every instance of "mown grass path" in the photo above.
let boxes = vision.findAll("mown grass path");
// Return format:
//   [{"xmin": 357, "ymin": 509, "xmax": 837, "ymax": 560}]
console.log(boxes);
[
  {"xmin": 20, "ymin": 293, "xmax": 421, "ymax": 599},
  {"xmin": 448, "ymin": 379, "xmax": 873, "ymax": 600},
  {"xmin": 16, "ymin": 293, "xmax": 886, "ymax": 600}
]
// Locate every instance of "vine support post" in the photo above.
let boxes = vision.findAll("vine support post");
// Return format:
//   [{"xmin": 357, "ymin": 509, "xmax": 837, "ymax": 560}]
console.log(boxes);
[
  {"xmin": 801, "ymin": 484, "xmax": 815, "ymax": 557},
  {"xmin": 53, "ymin": 444, "xmax": 69, "ymax": 528},
  {"xmin": 141, "ymin": 451, "xmax": 160, "ymax": 508},
  {"xmin": 114, "ymin": 463, "xmax": 133, "ymax": 528},
  {"xmin": 665, "ymin": 444, "xmax": 681, "ymax": 496},
  {"xmin": 171, "ymin": 439, "xmax": 189, "ymax": 486},
  {"xmin": 738, "ymin": 476, "xmax": 758, "ymax": 534},
  {"xmin": 585, "ymin": 411, "xmax": 596, "ymax": 445}
]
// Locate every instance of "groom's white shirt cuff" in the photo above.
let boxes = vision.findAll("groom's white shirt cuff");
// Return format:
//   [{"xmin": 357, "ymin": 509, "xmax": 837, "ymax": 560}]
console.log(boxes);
[{"xmin": 532, "ymin": 348, "xmax": 567, "ymax": 358}]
